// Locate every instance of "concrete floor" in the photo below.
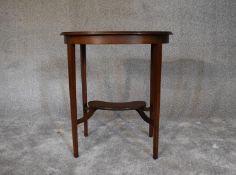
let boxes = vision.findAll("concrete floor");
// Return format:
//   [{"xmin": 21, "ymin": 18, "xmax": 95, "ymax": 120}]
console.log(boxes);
[{"xmin": 1, "ymin": 109, "xmax": 236, "ymax": 175}]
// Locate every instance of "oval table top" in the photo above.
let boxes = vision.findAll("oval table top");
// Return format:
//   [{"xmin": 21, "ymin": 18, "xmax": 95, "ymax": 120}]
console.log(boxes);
[
  {"xmin": 61, "ymin": 31, "xmax": 172, "ymax": 44},
  {"xmin": 61, "ymin": 31, "xmax": 172, "ymax": 36}
]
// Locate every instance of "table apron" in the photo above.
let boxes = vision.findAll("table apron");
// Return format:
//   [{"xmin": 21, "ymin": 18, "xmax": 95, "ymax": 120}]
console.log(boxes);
[{"xmin": 64, "ymin": 35, "xmax": 169, "ymax": 44}]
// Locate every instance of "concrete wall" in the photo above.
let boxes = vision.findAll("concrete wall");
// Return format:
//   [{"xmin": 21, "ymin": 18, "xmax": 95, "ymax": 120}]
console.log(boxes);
[
  {"xmin": 1, "ymin": 0, "xmax": 235, "ymax": 120},
  {"xmin": 1, "ymin": 0, "xmax": 236, "ymax": 174}
]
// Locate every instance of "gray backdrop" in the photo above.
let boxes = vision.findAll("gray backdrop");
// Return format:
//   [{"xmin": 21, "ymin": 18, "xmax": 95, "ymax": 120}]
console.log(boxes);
[{"xmin": 1, "ymin": 0, "xmax": 236, "ymax": 175}]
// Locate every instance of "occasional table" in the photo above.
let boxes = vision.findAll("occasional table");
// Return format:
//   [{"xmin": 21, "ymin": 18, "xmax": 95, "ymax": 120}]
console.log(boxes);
[{"xmin": 61, "ymin": 31, "xmax": 172, "ymax": 159}]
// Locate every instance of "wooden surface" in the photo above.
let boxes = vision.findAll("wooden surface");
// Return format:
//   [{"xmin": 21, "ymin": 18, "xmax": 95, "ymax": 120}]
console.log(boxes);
[
  {"xmin": 150, "ymin": 44, "xmax": 162, "ymax": 159},
  {"xmin": 63, "ymin": 31, "xmax": 172, "ymax": 159},
  {"xmin": 61, "ymin": 31, "xmax": 172, "ymax": 44},
  {"xmin": 88, "ymin": 100, "xmax": 146, "ymax": 111},
  {"xmin": 80, "ymin": 44, "xmax": 88, "ymax": 137},
  {"xmin": 61, "ymin": 31, "xmax": 172, "ymax": 36},
  {"xmin": 67, "ymin": 44, "xmax": 78, "ymax": 158}
]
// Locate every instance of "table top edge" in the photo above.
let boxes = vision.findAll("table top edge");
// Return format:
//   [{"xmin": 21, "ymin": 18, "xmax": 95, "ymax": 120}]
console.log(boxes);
[{"xmin": 61, "ymin": 31, "xmax": 173, "ymax": 36}]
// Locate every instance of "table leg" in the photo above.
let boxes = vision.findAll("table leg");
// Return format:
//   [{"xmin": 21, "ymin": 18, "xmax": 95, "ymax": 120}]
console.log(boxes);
[
  {"xmin": 67, "ymin": 44, "xmax": 79, "ymax": 158},
  {"xmin": 149, "ymin": 45, "xmax": 154, "ymax": 137},
  {"xmin": 150, "ymin": 44, "xmax": 162, "ymax": 159},
  {"xmin": 80, "ymin": 44, "xmax": 88, "ymax": 137}
]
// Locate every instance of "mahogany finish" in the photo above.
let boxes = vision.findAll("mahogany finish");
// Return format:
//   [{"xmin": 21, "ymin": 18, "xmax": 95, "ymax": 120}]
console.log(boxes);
[
  {"xmin": 88, "ymin": 101, "xmax": 146, "ymax": 111},
  {"xmin": 67, "ymin": 44, "xmax": 78, "ymax": 157},
  {"xmin": 80, "ymin": 44, "xmax": 88, "ymax": 137},
  {"xmin": 61, "ymin": 31, "xmax": 171, "ymax": 44},
  {"xmin": 61, "ymin": 31, "xmax": 172, "ymax": 159},
  {"xmin": 61, "ymin": 31, "xmax": 172, "ymax": 35}
]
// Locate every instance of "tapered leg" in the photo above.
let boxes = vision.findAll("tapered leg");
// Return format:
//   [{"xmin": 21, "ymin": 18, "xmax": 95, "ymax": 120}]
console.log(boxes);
[
  {"xmin": 67, "ymin": 44, "xmax": 79, "ymax": 158},
  {"xmin": 150, "ymin": 44, "xmax": 162, "ymax": 159},
  {"xmin": 149, "ymin": 45, "xmax": 154, "ymax": 137},
  {"xmin": 80, "ymin": 44, "xmax": 88, "ymax": 137}
]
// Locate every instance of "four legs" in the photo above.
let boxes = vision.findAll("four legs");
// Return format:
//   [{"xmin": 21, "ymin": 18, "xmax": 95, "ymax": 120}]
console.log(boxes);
[
  {"xmin": 67, "ymin": 44, "xmax": 163, "ymax": 159},
  {"xmin": 67, "ymin": 44, "xmax": 79, "ymax": 157},
  {"xmin": 80, "ymin": 44, "xmax": 88, "ymax": 137},
  {"xmin": 150, "ymin": 44, "xmax": 162, "ymax": 159}
]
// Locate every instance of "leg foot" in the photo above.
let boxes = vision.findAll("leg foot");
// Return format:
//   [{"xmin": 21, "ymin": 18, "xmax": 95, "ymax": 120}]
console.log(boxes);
[
  {"xmin": 74, "ymin": 153, "xmax": 79, "ymax": 158},
  {"xmin": 153, "ymin": 154, "xmax": 158, "ymax": 160}
]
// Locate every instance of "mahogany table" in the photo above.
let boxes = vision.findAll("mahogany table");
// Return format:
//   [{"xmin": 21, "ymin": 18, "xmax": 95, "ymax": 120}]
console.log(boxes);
[{"xmin": 61, "ymin": 31, "xmax": 172, "ymax": 159}]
